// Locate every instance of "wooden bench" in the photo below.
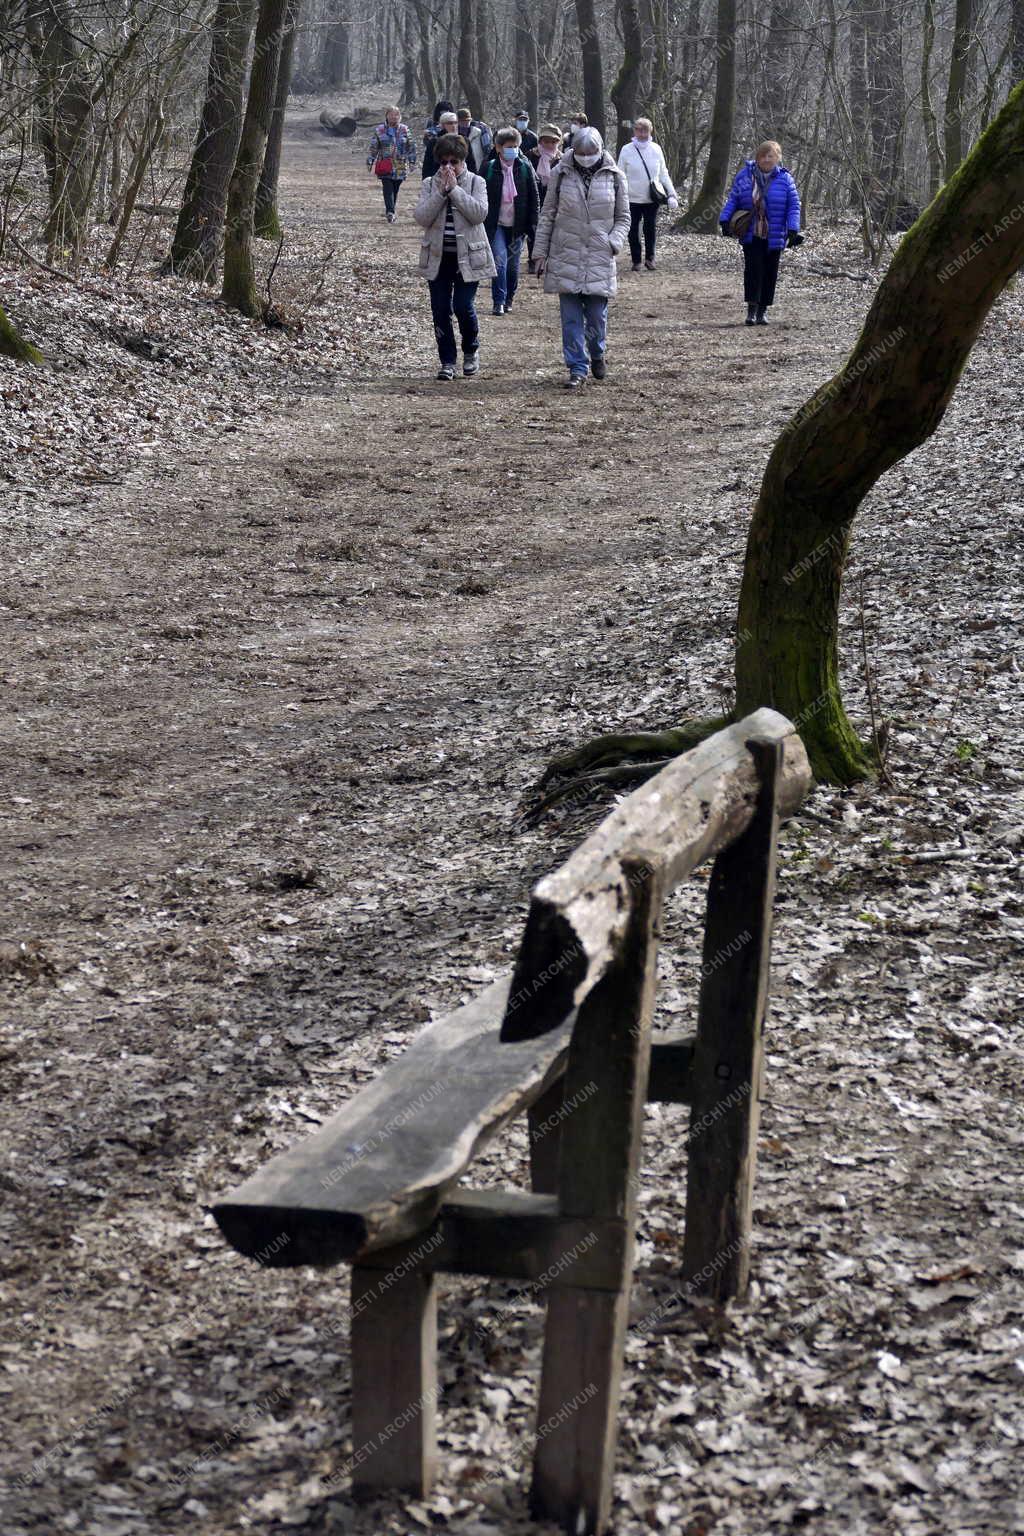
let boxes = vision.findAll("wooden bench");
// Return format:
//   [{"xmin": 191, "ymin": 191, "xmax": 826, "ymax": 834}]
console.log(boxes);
[{"xmin": 214, "ymin": 708, "xmax": 812, "ymax": 1534}]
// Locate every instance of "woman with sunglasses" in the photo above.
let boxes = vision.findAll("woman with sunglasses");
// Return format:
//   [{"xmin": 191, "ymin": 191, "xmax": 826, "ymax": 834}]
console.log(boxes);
[{"xmin": 413, "ymin": 134, "xmax": 496, "ymax": 380}]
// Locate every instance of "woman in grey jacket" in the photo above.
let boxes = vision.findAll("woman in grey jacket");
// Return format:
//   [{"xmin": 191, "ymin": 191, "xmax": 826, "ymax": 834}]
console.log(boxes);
[
  {"xmin": 533, "ymin": 128, "xmax": 630, "ymax": 388},
  {"xmin": 413, "ymin": 134, "xmax": 497, "ymax": 380}
]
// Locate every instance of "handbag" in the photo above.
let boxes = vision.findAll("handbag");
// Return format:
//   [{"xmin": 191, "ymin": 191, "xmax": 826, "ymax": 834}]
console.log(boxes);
[
  {"xmin": 634, "ymin": 145, "xmax": 669, "ymax": 206},
  {"xmin": 375, "ymin": 156, "xmax": 394, "ymax": 177},
  {"xmin": 728, "ymin": 208, "xmax": 752, "ymax": 239}
]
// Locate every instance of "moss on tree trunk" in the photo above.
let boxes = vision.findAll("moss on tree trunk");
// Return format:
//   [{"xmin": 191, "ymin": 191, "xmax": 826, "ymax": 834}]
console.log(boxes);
[
  {"xmin": 0, "ymin": 304, "xmax": 42, "ymax": 364},
  {"xmin": 736, "ymin": 80, "xmax": 1024, "ymax": 782}
]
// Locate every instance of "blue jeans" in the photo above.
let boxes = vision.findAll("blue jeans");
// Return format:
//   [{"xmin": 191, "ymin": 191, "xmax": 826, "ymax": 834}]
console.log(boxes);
[
  {"xmin": 491, "ymin": 225, "xmax": 523, "ymax": 308},
  {"xmin": 428, "ymin": 252, "xmax": 480, "ymax": 367},
  {"xmin": 558, "ymin": 292, "xmax": 609, "ymax": 377}
]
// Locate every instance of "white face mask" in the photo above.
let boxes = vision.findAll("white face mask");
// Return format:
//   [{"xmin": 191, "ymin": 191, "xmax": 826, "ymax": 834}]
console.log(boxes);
[
  {"xmin": 515, "ymin": 117, "xmax": 528, "ymax": 129},
  {"xmin": 574, "ymin": 152, "xmax": 601, "ymax": 168}
]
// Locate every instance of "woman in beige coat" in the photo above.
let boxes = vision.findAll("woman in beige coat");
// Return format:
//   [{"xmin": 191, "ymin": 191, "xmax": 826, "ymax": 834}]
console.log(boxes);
[
  {"xmin": 413, "ymin": 133, "xmax": 497, "ymax": 380},
  {"xmin": 533, "ymin": 127, "xmax": 630, "ymax": 388}
]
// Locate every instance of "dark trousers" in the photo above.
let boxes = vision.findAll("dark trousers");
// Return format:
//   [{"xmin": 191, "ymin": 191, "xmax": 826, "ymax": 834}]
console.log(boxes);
[
  {"xmin": 380, "ymin": 176, "xmax": 402, "ymax": 216},
  {"xmin": 428, "ymin": 251, "xmax": 480, "ymax": 366},
  {"xmin": 491, "ymin": 225, "xmax": 523, "ymax": 308},
  {"xmin": 628, "ymin": 201, "xmax": 659, "ymax": 264},
  {"xmin": 743, "ymin": 237, "xmax": 783, "ymax": 308}
]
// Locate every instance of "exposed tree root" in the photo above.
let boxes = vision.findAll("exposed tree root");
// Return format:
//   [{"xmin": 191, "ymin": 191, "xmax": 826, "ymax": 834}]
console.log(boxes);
[{"xmin": 522, "ymin": 715, "xmax": 731, "ymax": 825}]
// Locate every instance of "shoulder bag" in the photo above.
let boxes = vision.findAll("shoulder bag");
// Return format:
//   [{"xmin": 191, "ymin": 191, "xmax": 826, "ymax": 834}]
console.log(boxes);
[{"xmin": 633, "ymin": 144, "xmax": 668, "ymax": 206}]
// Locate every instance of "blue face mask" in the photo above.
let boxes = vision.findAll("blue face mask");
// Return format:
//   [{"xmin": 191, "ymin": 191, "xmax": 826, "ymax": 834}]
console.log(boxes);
[
  {"xmin": 515, "ymin": 118, "xmax": 528, "ymax": 129},
  {"xmin": 501, "ymin": 146, "xmax": 517, "ymax": 162}
]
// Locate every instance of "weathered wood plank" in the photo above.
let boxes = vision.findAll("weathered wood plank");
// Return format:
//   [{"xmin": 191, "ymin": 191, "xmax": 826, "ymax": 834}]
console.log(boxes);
[
  {"xmin": 528, "ymin": 1076, "xmax": 566, "ymax": 1194},
  {"xmin": 647, "ymin": 1029, "xmax": 697, "ymax": 1103},
  {"xmin": 501, "ymin": 710, "xmax": 811, "ymax": 1042},
  {"xmin": 356, "ymin": 1189, "xmax": 628, "ymax": 1289},
  {"xmin": 213, "ymin": 977, "xmax": 575, "ymax": 1267},
  {"xmin": 532, "ymin": 858, "xmax": 662, "ymax": 1535},
  {"xmin": 681, "ymin": 737, "xmax": 783, "ymax": 1300},
  {"xmin": 350, "ymin": 1265, "xmax": 438, "ymax": 1496}
]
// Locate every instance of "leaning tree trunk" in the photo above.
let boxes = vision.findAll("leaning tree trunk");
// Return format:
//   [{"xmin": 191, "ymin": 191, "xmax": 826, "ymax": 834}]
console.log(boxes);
[
  {"xmin": 255, "ymin": 0, "xmax": 300, "ymax": 239},
  {"xmin": 574, "ymin": 0, "xmax": 606, "ymax": 137},
  {"xmin": 0, "ymin": 303, "xmax": 42, "ymax": 363},
  {"xmin": 610, "ymin": 0, "xmax": 643, "ymax": 150},
  {"xmin": 681, "ymin": 0, "xmax": 736, "ymax": 231},
  {"xmin": 222, "ymin": 0, "xmax": 289, "ymax": 318},
  {"xmin": 165, "ymin": 0, "xmax": 257, "ymax": 280},
  {"xmin": 943, "ymin": 0, "xmax": 974, "ymax": 176},
  {"xmin": 735, "ymin": 82, "xmax": 1024, "ymax": 783},
  {"xmin": 457, "ymin": 0, "xmax": 484, "ymax": 118}
]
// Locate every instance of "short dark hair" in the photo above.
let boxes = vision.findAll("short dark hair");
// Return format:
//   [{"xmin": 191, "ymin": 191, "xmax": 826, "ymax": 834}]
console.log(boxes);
[{"xmin": 434, "ymin": 133, "xmax": 468, "ymax": 161}]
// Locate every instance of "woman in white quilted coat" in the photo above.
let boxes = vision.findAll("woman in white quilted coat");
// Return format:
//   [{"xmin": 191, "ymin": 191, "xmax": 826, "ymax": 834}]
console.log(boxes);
[{"xmin": 533, "ymin": 127, "xmax": 630, "ymax": 389}]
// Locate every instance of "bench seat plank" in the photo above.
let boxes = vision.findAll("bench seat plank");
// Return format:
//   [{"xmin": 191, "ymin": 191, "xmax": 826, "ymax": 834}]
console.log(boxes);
[{"xmin": 213, "ymin": 977, "xmax": 575, "ymax": 1268}]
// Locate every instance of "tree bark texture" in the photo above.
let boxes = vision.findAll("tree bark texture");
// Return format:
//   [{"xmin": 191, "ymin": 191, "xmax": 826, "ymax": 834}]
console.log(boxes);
[
  {"xmin": 681, "ymin": 0, "xmax": 736, "ymax": 231},
  {"xmin": 166, "ymin": 0, "xmax": 257, "ymax": 280},
  {"xmin": 255, "ymin": 0, "xmax": 299, "ymax": 239},
  {"xmin": 866, "ymin": 0, "xmax": 908, "ymax": 221},
  {"xmin": 921, "ymin": 0, "xmax": 943, "ymax": 199},
  {"xmin": 610, "ymin": 0, "xmax": 643, "ymax": 150},
  {"xmin": 943, "ymin": 0, "xmax": 974, "ymax": 175},
  {"xmin": 222, "ymin": 0, "xmax": 289, "ymax": 317},
  {"xmin": 574, "ymin": 0, "xmax": 606, "ymax": 137},
  {"xmin": 25, "ymin": 0, "xmax": 95, "ymax": 262},
  {"xmin": 458, "ymin": 0, "xmax": 484, "ymax": 118},
  {"xmin": 735, "ymin": 83, "xmax": 1024, "ymax": 783}
]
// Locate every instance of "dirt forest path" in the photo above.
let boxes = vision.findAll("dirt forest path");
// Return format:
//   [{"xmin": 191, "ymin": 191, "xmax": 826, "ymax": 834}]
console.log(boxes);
[{"xmin": 2, "ymin": 105, "xmax": 1022, "ymax": 1536}]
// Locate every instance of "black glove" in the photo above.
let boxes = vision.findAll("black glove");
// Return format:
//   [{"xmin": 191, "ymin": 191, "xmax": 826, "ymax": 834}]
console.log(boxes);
[
  {"xmin": 786, "ymin": 230, "xmax": 805, "ymax": 248},
  {"xmin": 720, "ymin": 222, "xmax": 731, "ymax": 238}
]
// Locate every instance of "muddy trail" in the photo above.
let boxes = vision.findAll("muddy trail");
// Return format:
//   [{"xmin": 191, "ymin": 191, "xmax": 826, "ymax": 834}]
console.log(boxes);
[{"xmin": 2, "ymin": 103, "xmax": 1022, "ymax": 1536}]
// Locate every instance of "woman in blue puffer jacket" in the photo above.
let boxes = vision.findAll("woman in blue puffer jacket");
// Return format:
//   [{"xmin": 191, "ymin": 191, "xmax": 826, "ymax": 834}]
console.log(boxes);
[{"xmin": 719, "ymin": 140, "xmax": 803, "ymax": 325}]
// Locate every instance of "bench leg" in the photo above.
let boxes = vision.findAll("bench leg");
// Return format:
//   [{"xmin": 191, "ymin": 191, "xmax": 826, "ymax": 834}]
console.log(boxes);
[
  {"xmin": 350, "ymin": 1264, "xmax": 438, "ymax": 1497},
  {"xmin": 532, "ymin": 858, "xmax": 662, "ymax": 1534},
  {"xmin": 682, "ymin": 736, "xmax": 783, "ymax": 1301},
  {"xmin": 531, "ymin": 1286, "xmax": 629, "ymax": 1533},
  {"xmin": 528, "ymin": 1076, "xmax": 565, "ymax": 1195}
]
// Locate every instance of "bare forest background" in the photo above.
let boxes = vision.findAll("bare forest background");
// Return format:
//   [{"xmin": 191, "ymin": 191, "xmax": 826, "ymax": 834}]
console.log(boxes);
[{"xmin": 1, "ymin": 0, "xmax": 1024, "ymax": 339}]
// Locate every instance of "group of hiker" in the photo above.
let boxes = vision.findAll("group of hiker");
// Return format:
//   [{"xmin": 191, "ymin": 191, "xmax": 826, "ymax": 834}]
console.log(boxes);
[{"xmin": 366, "ymin": 102, "xmax": 803, "ymax": 387}]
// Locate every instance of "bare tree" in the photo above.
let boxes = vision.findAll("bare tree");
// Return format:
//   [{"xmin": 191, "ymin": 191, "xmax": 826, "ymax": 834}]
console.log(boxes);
[
  {"xmin": 255, "ymin": 0, "xmax": 300, "ymax": 239},
  {"xmin": 222, "ymin": 0, "xmax": 289, "ymax": 317},
  {"xmin": 682, "ymin": 0, "xmax": 737, "ymax": 230},
  {"xmin": 165, "ymin": 0, "xmax": 258, "ymax": 281}
]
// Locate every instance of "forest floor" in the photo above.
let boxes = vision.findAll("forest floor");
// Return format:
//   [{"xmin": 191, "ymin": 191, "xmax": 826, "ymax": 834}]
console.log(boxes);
[{"xmin": 2, "ymin": 98, "xmax": 1023, "ymax": 1536}]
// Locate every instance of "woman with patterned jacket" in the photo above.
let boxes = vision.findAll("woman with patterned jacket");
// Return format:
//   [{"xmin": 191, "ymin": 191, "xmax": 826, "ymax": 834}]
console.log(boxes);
[
  {"xmin": 719, "ymin": 140, "xmax": 803, "ymax": 325},
  {"xmin": 367, "ymin": 107, "xmax": 416, "ymax": 223}
]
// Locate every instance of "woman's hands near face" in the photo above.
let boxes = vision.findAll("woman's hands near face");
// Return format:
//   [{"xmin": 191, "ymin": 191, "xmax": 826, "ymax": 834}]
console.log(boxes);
[{"xmin": 440, "ymin": 165, "xmax": 458, "ymax": 193}]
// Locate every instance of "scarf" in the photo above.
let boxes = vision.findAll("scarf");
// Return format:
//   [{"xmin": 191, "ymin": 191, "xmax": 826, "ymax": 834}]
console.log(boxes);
[
  {"xmin": 751, "ymin": 163, "xmax": 771, "ymax": 239},
  {"xmin": 500, "ymin": 156, "xmax": 518, "ymax": 208},
  {"xmin": 537, "ymin": 146, "xmax": 557, "ymax": 185},
  {"xmin": 632, "ymin": 136, "xmax": 652, "ymax": 151}
]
